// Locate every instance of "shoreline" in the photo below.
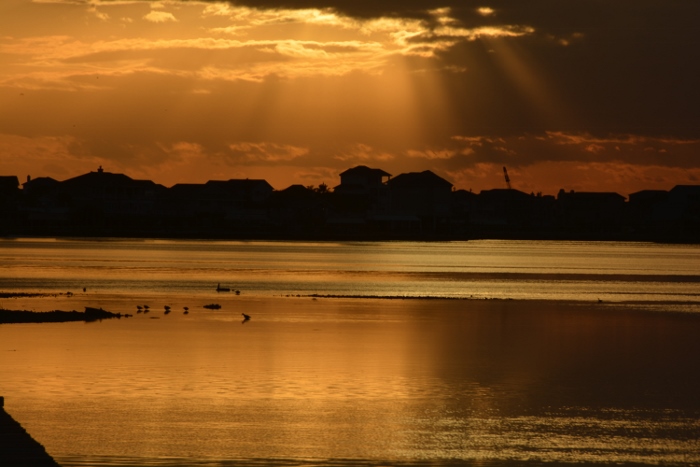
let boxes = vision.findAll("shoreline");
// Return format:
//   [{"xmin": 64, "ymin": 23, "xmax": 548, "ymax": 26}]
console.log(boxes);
[
  {"xmin": 2, "ymin": 233, "xmax": 700, "ymax": 245},
  {"xmin": 7, "ymin": 289, "xmax": 700, "ymax": 305},
  {"xmin": 3, "ymin": 229, "xmax": 700, "ymax": 244},
  {"xmin": 2, "ymin": 291, "xmax": 700, "ymax": 323}
]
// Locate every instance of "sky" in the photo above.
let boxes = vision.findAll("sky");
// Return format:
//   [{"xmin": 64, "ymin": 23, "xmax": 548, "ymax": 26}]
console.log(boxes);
[{"xmin": 1, "ymin": 0, "xmax": 699, "ymax": 196}]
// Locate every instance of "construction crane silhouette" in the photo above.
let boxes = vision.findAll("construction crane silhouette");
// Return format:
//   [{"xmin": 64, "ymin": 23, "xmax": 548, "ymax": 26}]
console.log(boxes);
[{"xmin": 503, "ymin": 166, "xmax": 512, "ymax": 190}]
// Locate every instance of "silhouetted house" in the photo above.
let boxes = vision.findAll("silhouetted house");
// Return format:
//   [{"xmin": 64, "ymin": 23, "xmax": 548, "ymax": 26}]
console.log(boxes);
[
  {"xmin": 388, "ymin": 170, "xmax": 452, "ymax": 215},
  {"xmin": 269, "ymin": 184, "xmax": 319, "ymax": 211},
  {"xmin": 59, "ymin": 167, "xmax": 167, "ymax": 232},
  {"xmin": 648, "ymin": 185, "xmax": 700, "ymax": 240},
  {"xmin": 164, "ymin": 183, "xmax": 212, "ymax": 222},
  {"xmin": 333, "ymin": 166, "xmax": 391, "ymax": 214},
  {"xmin": 627, "ymin": 190, "xmax": 669, "ymax": 231},
  {"xmin": 451, "ymin": 189, "xmax": 478, "ymax": 217},
  {"xmin": 664, "ymin": 185, "xmax": 700, "ymax": 217},
  {"xmin": 204, "ymin": 179, "xmax": 274, "ymax": 206},
  {"xmin": 334, "ymin": 166, "xmax": 391, "ymax": 196},
  {"xmin": 383, "ymin": 170, "xmax": 453, "ymax": 234},
  {"xmin": 268, "ymin": 185, "xmax": 331, "ymax": 236},
  {"xmin": 270, "ymin": 184, "xmax": 315, "ymax": 206},
  {"xmin": 21, "ymin": 176, "xmax": 60, "ymax": 198},
  {"xmin": 556, "ymin": 189, "xmax": 626, "ymax": 234},
  {"xmin": 671, "ymin": 186, "xmax": 700, "ymax": 234},
  {"xmin": 449, "ymin": 189, "xmax": 478, "ymax": 235},
  {"xmin": 628, "ymin": 190, "xmax": 669, "ymax": 207},
  {"xmin": 207, "ymin": 179, "xmax": 273, "ymax": 227},
  {"xmin": 473, "ymin": 188, "xmax": 537, "ymax": 230},
  {"xmin": 19, "ymin": 176, "xmax": 66, "ymax": 228},
  {"xmin": 163, "ymin": 179, "xmax": 273, "ymax": 234}
]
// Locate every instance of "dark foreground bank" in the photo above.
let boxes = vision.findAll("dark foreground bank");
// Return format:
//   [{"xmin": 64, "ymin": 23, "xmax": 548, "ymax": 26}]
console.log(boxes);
[
  {"xmin": 0, "ymin": 307, "xmax": 129, "ymax": 324},
  {"xmin": 0, "ymin": 397, "xmax": 60, "ymax": 467}
]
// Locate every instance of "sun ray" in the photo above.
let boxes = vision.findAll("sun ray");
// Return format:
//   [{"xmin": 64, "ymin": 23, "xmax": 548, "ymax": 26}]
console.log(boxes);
[{"xmin": 482, "ymin": 35, "xmax": 570, "ymax": 129}]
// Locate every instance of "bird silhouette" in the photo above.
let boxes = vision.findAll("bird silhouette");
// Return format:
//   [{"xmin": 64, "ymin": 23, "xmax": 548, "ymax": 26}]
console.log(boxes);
[{"xmin": 241, "ymin": 313, "xmax": 250, "ymax": 322}]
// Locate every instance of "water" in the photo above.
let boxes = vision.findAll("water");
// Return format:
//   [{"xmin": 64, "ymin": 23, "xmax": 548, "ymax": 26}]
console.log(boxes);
[
  {"xmin": 1, "ymin": 238, "xmax": 699, "ymax": 466},
  {"xmin": 1, "ymin": 238, "xmax": 699, "ymax": 305}
]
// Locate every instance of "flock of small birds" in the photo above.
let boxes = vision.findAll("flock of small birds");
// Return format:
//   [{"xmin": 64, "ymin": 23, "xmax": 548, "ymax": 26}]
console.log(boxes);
[
  {"xmin": 78, "ymin": 284, "xmax": 250, "ymax": 322},
  {"xmin": 135, "ymin": 304, "xmax": 191, "ymax": 315},
  {"xmin": 129, "ymin": 284, "xmax": 250, "ymax": 322},
  {"xmin": 133, "ymin": 304, "xmax": 250, "ymax": 322}
]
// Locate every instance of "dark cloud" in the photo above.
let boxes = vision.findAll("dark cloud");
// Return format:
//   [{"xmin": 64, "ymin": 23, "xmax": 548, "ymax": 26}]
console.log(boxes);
[{"xmin": 219, "ymin": 0, "xmax": 700, "ymax": 138}]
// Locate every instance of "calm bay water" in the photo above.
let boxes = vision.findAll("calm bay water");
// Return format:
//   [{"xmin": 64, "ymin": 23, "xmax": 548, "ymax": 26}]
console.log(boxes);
[
  {"xmin": 1, "ymin": 238, "xmax": 699, "ymax": 305},
  {"xmin": 1, "ymin": 239, "xmax": 699, "ymax": 466}
]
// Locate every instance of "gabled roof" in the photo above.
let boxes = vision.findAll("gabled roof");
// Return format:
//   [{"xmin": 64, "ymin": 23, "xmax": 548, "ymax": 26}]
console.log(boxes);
[
  {"xmin": 22, "ymin": 176, "xmax": 58, "ymax": 189},
  {"xmin": 560, "ymin": 191, "xmax": 626, "ymax": 201},
  {"xmin": 628, "ymin": 190, "xmax": 668, "ymax": 203},
  {"xmin": 278, "ymin": 184, "xmax": 314, "ymax": 196},
  {"xmin": 388, "ymin": 170, "xmax": 452, "ymax": 190},
  {"xmin": 61, "ymin": 170, "xmax": 165, "ymax": 195},
  {"xmin": 21, "ymin": 177, "xmax": 60, "ymax": 197},
  {"xmin": 339, "ymin": 166, "xmax": 391, "ymax": 178},
  {"xmin": 62, "ymin": 170, "xmax": 134, "ymax": 188},
  {"xmin": 629, "ymin": 189, "xmax": 668, "ymax": 197},
  {"xmin": 270, "ymin": 184, "xmax": 318, "ymax": 206},
  {"xmin": 666, "ymin": 185, "xmax": 700, "ymax": 204},
  {"xmin": 669, "ymin": 185, "xmax": 700, "ymax": 195}
]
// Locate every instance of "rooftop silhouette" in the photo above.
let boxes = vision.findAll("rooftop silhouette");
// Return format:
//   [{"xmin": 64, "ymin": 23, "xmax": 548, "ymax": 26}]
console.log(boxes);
[{"xmin": 1, "ymin": 166, "xmax": 698, "ymax": 242}]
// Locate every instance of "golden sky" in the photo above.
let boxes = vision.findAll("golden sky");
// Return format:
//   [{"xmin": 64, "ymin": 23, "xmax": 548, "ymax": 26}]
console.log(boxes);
[{"xmin": 1, "ymin": 0, "xmax": 699, "ymax": 195}]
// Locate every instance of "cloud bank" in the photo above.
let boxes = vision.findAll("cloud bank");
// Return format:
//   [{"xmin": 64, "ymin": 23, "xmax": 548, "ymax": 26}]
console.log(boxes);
[{"xmin": 1, "ymin": 0, "xmax": 698, "ymax": 194}]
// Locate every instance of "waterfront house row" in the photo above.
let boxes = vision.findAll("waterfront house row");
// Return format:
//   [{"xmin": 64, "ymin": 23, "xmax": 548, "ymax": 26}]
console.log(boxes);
[{"xmin": 1, "ymin": 165, "xmax": 698, "ymax": 241}]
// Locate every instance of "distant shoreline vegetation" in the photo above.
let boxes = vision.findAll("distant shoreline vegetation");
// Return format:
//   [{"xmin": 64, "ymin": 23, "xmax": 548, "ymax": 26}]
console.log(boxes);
[{"xmin": 1, "ymin": 165, "xmax": 698, "ymax": 243}]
